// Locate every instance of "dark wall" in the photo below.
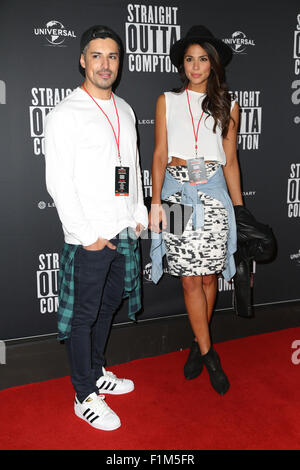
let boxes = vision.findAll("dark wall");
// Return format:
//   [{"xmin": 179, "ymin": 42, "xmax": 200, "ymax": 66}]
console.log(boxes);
[{"xmin": 0, "ymin": 0, "xmax": 299, "ymax": 340}]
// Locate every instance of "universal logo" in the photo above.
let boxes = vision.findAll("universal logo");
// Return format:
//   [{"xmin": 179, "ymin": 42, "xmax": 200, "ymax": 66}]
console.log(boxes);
[
  {"xmin": 0, "ymin": 80, "xmax": 6, "ymax": 104},
  {"xmin": 34, "ymin": 20, "xmax": 76, "ymax": 47},
  {"xmin": 223, "ymin": 31, "xmax": 255, "ymax": 54}
]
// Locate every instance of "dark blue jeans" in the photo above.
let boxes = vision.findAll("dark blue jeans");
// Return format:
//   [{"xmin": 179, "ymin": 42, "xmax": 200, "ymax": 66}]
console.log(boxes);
[{"xmin": 65, "ymin": 237, "xmax": 125, "ymax": 402}]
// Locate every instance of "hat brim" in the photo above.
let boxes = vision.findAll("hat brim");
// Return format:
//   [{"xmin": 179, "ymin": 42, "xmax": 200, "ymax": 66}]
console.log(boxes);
[{"xmin": 170, "ymin": 36, "xmax": 232, "ymax": 68}]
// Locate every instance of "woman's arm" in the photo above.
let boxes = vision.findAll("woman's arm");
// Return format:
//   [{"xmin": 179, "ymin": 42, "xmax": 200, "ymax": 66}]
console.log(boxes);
[
  {"xmin": 149, "ymin": 94, "xmax": 168, "ymax": 232},
  {"xmin": 151, "ymin": 94, "xmax": 168, "ymax": 203},
  {"xmin": 222, "ymin": 102, "xmax": 243, "ymax": 206}
]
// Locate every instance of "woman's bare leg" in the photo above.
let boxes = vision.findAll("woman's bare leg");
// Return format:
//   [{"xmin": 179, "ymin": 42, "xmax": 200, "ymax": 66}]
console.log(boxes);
[
  {"xmin": 182, "ymin": 274, "xmax": 217, "ymax": 354},
  {"xmin": 181, "ymin": 276, "xmax": 210, "ymax": 355}
]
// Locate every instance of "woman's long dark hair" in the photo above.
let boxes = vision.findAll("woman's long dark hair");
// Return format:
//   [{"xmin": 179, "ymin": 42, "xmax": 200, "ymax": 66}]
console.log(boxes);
[{"xmin": 173, "ymin": 41, "xmax": 235, "ymax": 137}]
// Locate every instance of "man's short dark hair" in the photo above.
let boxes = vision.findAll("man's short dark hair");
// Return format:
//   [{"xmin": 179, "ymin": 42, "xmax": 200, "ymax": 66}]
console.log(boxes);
[{"xmin": 80, "ymin": 25, "xmax": 123, "ymax": 57}]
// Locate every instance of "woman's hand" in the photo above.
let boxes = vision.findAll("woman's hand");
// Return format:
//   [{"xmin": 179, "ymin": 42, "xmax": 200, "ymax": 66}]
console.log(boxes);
[
  {"xmin": 222, "ymin": 102, "xmax": 243, "ymax": 206},
  {"xmin": 134, "ymin": 223, "xmax": 144, "ymax": 238},
  {"xmin": 148, "ymin": 203, "xmax": 167, "ymax": 233},
  {"xmin": 150, "ymin": 94, "xmax": 168, "ymax": 231}
]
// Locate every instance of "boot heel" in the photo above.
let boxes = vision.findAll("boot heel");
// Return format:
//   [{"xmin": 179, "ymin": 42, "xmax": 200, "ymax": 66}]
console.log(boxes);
[
  {"xmin": 202, "ymin": 346, "xmax": 230, "ymax": 395},
  {"xmin": 184, "ymin": 340, "xmax": 204, "ymax": 380}
]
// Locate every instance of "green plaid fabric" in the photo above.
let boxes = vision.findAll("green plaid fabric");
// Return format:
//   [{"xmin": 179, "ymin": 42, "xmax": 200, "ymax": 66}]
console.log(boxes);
[
  {"xmin": 117, "ymin": 230, "xmax": 142, "ymax": 321},
  {"xmin": 57, "ymin": 229, "xmax": 142, "ymax": 341},
  {"xmin": 57, "ymin": 244, "xmax": 78, "ymax": 341}
]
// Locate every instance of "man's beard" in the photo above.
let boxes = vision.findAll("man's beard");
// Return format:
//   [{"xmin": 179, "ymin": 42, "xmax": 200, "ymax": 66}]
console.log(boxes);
[{"xmin": 94, "ymin": 69, "xmax": 116, "ymax": 90}]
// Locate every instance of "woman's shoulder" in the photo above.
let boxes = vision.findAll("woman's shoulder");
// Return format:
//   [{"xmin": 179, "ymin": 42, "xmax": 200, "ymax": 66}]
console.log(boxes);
[
  {"xmin": 162, "ymin": 90, "xmax": 184, "ymax": 103},
  {"xmin": 155, "ymin": 93, "xmax": 166, "ymax": 106},
  {"xmin": 155, "ymin": 91, "xmax": 184, "ymax": 111},
  {"xmin": 164, "ymin": 90, "xmax": 184, "ymax": 96}
]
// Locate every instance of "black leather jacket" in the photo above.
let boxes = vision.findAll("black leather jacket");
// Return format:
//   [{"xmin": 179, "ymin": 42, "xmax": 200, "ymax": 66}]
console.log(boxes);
[{"xmin": 233, "ymin": 206, "xmax": 277, "ymax": 317}]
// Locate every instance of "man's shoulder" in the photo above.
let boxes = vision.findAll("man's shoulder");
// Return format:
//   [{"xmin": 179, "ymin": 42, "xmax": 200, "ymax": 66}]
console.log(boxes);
[
  {"xmin": 113, "ymin": 93, "xmax": 134, "ymax": 115},
  {"xmin": 114, "ymin": 94, "xmax": 137, "ymax": 127},
  {"xmin": 46, "ymin": 87, "xmax": 82, "ymax": 122}
]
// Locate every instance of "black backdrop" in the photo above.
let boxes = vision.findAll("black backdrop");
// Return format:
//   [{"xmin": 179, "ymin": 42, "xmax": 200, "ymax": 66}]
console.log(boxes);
[{"xmin": 0, "ymin": 0, "xmax": 299, "ymax": 340}]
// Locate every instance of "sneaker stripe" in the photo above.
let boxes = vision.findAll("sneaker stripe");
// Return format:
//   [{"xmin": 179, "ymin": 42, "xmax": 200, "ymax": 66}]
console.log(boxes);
[
  {"xmin": 104, "ymin": 381, "xmax": 112, "ymax": 390},
  {"xmin": 89, "ymin": 415, "xmax": 99, "ymax": 424},
  {"xmin": 83, "ymin": 408, "xmax": 91, "ymax": 416},
  {"xmin": 86, "ymin": 411, "xmax": 95, "ymax": 420},
  {"xmin": 98, "ymin": 380, "xmax": 106, "ymax": 389},
  {"xmin": 110, "ymin": 383, "xmax": 117, "ymax": 391}
]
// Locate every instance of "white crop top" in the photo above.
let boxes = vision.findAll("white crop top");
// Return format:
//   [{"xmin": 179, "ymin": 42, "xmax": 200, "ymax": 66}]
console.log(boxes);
[{"xmin": 165, "ymin": 90, "xmax": 236, "ymax": 165}]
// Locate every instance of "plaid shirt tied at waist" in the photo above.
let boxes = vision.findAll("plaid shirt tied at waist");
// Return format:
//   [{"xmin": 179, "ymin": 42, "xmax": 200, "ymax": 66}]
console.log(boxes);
[{"xmin": 57, "ymin": 228, "xmax": 142, "ymax": 341}]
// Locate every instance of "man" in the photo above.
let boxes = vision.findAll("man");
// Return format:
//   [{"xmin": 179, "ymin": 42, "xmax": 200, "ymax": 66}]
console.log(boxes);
[{"xmin": 44, "ymin": 25, "xmax": 148, "ymax": 431}]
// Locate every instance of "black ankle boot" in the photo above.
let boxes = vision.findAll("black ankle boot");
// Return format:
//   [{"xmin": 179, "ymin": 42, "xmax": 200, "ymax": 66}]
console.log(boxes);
[
  {"xmin": 202, "ymin": 346, "xmax": 230, "ymax": 395},
  {"xmin": 184, "ymin": 340, "xmax": 203, "ymax": 380}
]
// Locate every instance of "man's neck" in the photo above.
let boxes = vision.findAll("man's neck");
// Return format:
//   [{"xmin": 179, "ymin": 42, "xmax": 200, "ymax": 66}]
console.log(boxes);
[{"xmin": 82, "ymin": 81, "xmax": 112, "ymax": 100}]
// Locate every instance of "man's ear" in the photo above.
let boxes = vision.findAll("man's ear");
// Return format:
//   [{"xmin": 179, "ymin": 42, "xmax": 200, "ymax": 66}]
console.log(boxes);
[{"xmin": 80, "ymin": 53, "xmax": 86, "ymax": 70}]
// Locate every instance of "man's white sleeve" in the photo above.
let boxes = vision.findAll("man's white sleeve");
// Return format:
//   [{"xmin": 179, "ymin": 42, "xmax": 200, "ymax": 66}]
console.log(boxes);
[{"xmin": 44, "ymin": 110, "xmax": 99, "ymax": 246}]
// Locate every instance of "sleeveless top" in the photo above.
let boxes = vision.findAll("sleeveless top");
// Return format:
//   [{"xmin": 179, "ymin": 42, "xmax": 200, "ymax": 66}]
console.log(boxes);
[{"xmin": 164, "ymin": 89, "xmax": 236, "ymax": 165}]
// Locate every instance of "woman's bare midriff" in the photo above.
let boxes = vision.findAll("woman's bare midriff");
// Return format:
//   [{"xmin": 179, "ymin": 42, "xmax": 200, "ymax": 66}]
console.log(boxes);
[{"xmin": 168, "ymin": 157, "xmax": 217, "ymax": 166}]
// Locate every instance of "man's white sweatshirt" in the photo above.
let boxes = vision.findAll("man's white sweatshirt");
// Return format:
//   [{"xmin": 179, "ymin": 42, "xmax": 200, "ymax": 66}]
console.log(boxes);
[{"xmin": 44, "ymin": 87, "xmax": 148, "ymax": 245}]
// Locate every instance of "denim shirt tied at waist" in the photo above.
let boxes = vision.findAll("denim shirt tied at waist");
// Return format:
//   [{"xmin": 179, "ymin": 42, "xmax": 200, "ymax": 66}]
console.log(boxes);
[{"xmin": 150, "ymin": 166, "xmax": 237, "ymax": 283}]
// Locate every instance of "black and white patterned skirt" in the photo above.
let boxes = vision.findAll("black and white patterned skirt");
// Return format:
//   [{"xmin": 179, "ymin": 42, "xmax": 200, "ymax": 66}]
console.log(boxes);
[{"xmin": 162, "ymin": 163, "xmax": 229, "ymax": 277}]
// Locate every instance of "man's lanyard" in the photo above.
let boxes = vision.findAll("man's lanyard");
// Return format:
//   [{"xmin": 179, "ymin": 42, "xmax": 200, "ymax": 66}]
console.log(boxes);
[
  {"xmin": 82, "ymin": 82, "xmax": 130, "ymax": 196},
  {"xmin": 186, "ymin": 89, "xmax": 204, "ymax": 158},
  {"xmin": 82, "ymin": 81, "xmax": 122, "ymax": 166}
]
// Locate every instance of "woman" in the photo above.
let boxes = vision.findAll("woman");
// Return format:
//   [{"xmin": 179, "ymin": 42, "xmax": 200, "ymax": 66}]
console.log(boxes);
[{"xmin": 149, "ymin": 26, "xmax": 243, "ymax": 395}]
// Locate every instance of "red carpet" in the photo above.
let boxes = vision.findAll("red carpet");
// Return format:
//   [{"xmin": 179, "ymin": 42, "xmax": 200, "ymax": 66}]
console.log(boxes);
[{"xmin": 1, "ymin": 327, "xmax": 300, "ymax": 450}]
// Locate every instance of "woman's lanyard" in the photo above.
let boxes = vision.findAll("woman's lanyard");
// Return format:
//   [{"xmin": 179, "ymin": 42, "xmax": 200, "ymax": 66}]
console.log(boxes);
[
  {"xmin": 82, "ymin": 81, "xmax": 129, "ymax": 196},
  {"xmin": 186, "ymin": 89, "xmax": 204, "ymax": 157},
  {"xmin": 185, "ymin": 89, "xmax": 208, "ymax": 184}
]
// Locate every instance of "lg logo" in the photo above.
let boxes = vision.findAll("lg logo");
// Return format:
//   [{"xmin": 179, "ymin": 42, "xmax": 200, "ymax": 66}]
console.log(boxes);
[{"xmin": 0, "ymin": 80, "xmax": 6, "ymax": 104}]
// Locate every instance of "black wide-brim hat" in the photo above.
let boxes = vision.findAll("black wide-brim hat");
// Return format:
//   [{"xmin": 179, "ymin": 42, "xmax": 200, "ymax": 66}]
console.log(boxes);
[{"xmin": 170, "ymin": 25, "xmax": 232, "ymax": 68}]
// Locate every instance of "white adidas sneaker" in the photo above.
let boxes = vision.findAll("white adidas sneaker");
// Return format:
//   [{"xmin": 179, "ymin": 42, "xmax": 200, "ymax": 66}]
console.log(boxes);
[
  {"xmin": 96, "ymin": 367, "xmax": 135, "ymax": 395},
  {"xmin": 74, "ymin": 392, "xmax": 121, "ymax": 431}
]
